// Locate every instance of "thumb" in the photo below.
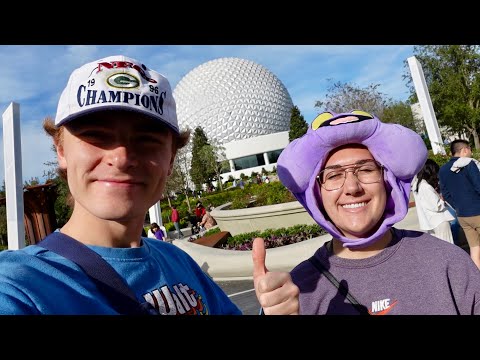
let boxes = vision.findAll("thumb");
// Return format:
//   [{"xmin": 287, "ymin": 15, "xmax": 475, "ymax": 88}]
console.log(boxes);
[{"xmin": 252, "ymin": 237, "xmax": 268, "ymax": 280}]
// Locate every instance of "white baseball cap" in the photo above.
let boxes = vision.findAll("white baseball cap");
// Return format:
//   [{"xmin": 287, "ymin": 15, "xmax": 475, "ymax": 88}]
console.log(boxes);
[{"xmin": 55, "ymin": 55, "xmax": 179, "ymax": 134}]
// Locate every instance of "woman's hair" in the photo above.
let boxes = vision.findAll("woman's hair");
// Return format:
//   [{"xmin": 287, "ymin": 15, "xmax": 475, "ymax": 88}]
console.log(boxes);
[
  {"xmin": 414, "ymin": 158, "xmax": 440, "ymax": 193},
  {"xmin": 43, "ymin": 116, "xmax": 191, "ymax": 208},
  {"xmin": 150, "ymin": 222, "xmax": 159, "ymax": 231}
]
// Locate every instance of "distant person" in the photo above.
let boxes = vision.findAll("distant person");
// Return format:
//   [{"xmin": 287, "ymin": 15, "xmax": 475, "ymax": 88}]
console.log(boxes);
[
  {"xmin": 276, "ymin": 110, "xmax": 480, "ymax": 314},
  {"xmin": 238, "ymin": 179, "xmax": 245, "ymax": 189},
  {"xmin": 198, "ymin": 207, "xmax": 217, "ymax": 232},
  {"xmin": 195, "ymin": 202, "xmax": 206, "ymax": 223},
  {"xmin": 150, "ymin": 223, "xmax": 166, "ymax": 241},
  {"xmin": 439, "ymin": 139, "xmax": 480, "ymax": 269},
  {"xmin": 171, "ymin": 205, "xmax": 184, "ymax": 239},
  {"xmin": 188, "ymin": 212, "xmax": 200, "ymax": 235},
  {"xmin": 412, "ymin": 159, "xmax": 455, "ymax": 243},
  {"xmin": 147, "ymin": 222, "xmax": 158, "ymax": 239}
]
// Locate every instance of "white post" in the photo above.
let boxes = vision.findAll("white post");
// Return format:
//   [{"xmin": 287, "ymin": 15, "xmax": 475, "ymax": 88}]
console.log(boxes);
[
  {"xmin": 2, "ymin": 102, "xmax": 25, "ymax": 249},
  {"xmin": 263, "ymin": 152, "xmax": 270, "ymax": 165},
  {"xmin": 407, "ymin": 56, "xmax": 446, "ymax": 155},
  {"xmin": 149, "ymin": 202, "xmax": 163, "ymax": 227}
]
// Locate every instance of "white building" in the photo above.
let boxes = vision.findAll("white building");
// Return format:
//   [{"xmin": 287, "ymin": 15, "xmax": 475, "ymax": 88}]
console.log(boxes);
[
  {"xmin": 173, "ymin": 57, "xmax": 293, "ymax": 183},
  {"xmin": 411, "ymin": 102, "xmax": 469, "ymax": 144}
]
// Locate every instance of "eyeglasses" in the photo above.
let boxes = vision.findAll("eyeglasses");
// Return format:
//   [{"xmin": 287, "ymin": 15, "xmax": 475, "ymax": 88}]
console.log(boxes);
[{"xmin": 316, "ymin": 160, "xmax": 385, "ymax": 191}]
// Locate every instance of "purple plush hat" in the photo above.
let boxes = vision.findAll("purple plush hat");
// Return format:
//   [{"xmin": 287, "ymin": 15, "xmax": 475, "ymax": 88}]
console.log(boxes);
[{"xmin": 277, "ymin": 110, "xmax": 427, "ymax": 249}]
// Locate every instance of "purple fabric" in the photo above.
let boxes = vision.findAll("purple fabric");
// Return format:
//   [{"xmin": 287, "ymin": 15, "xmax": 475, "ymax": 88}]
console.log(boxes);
[
  {"xmin": 291, "ymin": 229, "xmax": 480, "ymax": 314},
  {"xmin": 277, "ymin": 111, "xmax": 427, "ymax": 249}
]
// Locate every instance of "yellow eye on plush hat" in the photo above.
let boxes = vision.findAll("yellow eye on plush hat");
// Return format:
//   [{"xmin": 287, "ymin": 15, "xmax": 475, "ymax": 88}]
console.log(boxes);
[
  {"xmin": 311, "ymin": 112, "xmax": 334, "ymax": 130},
  {"xmin": 351, "ymin": 110, "xmax": 374, "ymax": 118}
]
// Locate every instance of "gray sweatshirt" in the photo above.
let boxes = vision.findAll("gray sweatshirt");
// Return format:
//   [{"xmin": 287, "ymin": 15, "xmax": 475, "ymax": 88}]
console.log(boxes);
[{"xmin": 291, "ymin": 228, "xmax": 480, "ymax": 315}]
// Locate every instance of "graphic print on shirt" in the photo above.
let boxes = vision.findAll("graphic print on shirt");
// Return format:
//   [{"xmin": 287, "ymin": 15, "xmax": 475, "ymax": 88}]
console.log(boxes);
[
  {"xmin": 369, "ymin": 298, "xmax": 398, "ymax": 315},
  {"xmin": 143, "ymin": 283, "xmax": 208, "ymax": 315}
]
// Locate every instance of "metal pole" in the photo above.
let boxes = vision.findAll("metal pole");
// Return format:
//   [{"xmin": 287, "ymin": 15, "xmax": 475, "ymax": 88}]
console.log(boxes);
[
  {"xmin": 407, "ymin": 56, "xmax": 446, "ymax": 155},
  {"xmin": 2, "ymin": 102, "xmax": 25, "ymax": 249}
]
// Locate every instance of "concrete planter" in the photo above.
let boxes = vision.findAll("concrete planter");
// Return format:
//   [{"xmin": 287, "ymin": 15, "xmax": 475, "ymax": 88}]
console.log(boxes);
[
  {"xmin": 171, "ymin": 205, "xmax": 422, "ymax": 281},
  {"xmin": 210, "ymin": 201, "xmax": 317, "ymax": 236},
  {"xmin": 173, "ymin": 234, "xmax": 332, "ymax": 281}
]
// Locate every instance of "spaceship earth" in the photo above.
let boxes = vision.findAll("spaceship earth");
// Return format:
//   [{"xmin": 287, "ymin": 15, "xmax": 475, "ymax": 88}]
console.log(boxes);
[{"xmin": 173, "ymin": 57, "xmax": 293, "ymax": 144}]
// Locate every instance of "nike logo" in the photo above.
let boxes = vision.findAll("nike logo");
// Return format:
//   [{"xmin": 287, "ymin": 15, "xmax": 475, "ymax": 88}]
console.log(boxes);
[{"xmin": 369, "ymin": 298, "xmax": 398, "ymax": 315}]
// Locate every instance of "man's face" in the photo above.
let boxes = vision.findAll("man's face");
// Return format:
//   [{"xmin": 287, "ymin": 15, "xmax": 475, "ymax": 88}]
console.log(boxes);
[
  {"xmin": 57, "ymin": 112, "xmax": 175, "ymax": 222},
  {"xmin": 319, "ymin": 145, "xmax": 387, "ymax": 239}
]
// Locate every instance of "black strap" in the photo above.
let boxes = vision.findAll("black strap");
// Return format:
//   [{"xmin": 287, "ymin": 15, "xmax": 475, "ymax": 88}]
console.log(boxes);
[
  {"xmin": 37, "ymin": 232, "xmax": 157, "ymax": 315},
  {"xmin": 308, "ymin": 254, "xmax": 370, "ymax": 315}
]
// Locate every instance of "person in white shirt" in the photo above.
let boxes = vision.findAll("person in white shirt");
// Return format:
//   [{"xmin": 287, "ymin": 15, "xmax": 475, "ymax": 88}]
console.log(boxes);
[{"xmin": 412, "ymin": 159, "xmax": 455, "ymax": 243}]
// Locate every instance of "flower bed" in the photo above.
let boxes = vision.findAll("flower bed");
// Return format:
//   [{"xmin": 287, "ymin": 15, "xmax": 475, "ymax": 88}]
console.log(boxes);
[{"xmin": 189, "ymin": 224, "xmax": 327, "ymax": 251}]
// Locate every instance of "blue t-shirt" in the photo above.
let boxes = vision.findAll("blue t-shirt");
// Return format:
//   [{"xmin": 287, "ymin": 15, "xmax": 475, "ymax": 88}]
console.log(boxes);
[{"xmin": 0, "ymin": 235, "xmax": 241, "ymax": 315}]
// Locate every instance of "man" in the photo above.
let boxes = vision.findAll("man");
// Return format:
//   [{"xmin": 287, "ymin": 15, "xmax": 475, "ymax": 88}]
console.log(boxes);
[
  {"xmin": 171, "ymin": 205, "xmax": 184, "ymax": 239},
  {"xmin": 0, "ymin": 55, "xmax": 298, "ymax": 315},
  {"xmin": 439, "ymin": 139, "xmax": 480, "ymax": 269},
  {"xmin": 276, "ymin": 110, "xmax": 480, "ymax": 314},
  {"xmin": 195, "ymin": 202, "xmax": 206, "ymax": 223}
]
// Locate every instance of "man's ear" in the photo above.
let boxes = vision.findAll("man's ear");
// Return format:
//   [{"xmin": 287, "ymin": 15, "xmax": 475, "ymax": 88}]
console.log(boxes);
[
  {"xmin": 167, "ymin": 151, "xmax": 176, "ymax": 177},
  {"xmin": 56, "ymin": 142, "xmax": 67, "ymax": 170}
]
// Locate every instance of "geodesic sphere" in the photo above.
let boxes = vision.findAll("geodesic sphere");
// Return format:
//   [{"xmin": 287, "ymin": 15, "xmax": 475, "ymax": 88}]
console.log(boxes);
[{"xmin": 173, "ymin": 57, "xmax": 293, "ymax": 144}]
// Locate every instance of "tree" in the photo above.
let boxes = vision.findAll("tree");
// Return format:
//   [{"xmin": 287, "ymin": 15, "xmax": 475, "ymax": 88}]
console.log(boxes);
[
  {"xmin": 190, "ymin": 127, "xmax": 211, "ymax": 189},
  {"xmin": 198, "ymin": 141, "xmax": 228, "ymax": 191},
  {"xmin": 315, "ymin": 80, "xmax": 392, "ymax": 118},
  {"xmin": 289, "ymin": 105, "xmax": 308, "ymax": 141},
  {"xmin": 405, "ymin": 45, "xmax": 480, "ymax": 149},
  {"xmin": 382, "ymin": 101, "xmax": 418, "ymax": 132},
  {"xmin": 24, "ymin": 177, "xmax": 40, "ymax": 187},
  {"xmin": 165, "ymin": 143, "xmax": 193, "ymax": 213},
  {"xmin": 0, "ymin": 205, "xmax": 6, "ymax": 246},
  {"xmin": 43, "ymin": 159, "xmax": 72, "ymax": 228}
]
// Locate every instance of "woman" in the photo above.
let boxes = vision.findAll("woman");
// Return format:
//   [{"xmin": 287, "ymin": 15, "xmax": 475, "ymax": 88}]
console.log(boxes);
[
  {"xmin": 412, "ymin": 159, "xmax": 455, "ymax": 243},
  {"xmin": 198, "ymin": 207, "xmax": 217, "ymax": 232},
  {"xmin": 150, "ymin": 223, "xmax": 166, "ymax": 241},
  {"xmin": 276, "ymin": 110, "xmax": 480, "ymax": 315}
]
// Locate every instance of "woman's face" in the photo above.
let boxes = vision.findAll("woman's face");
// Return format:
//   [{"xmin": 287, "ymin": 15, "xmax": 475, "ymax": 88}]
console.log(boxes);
[{"xmin": 319, "ymin": 145, "xmax": 387, "ymax": 239}]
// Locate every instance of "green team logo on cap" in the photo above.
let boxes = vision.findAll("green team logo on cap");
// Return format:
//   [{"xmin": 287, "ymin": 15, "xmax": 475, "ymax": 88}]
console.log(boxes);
[{"xmin": 107, "ymin": 73, "xmax": 140, "ymax": 89}]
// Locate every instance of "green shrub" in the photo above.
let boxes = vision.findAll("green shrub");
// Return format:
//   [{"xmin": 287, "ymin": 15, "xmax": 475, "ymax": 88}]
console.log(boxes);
[
  {"xmin": 222, "ymin": 224, "xmax": 327, "ymax": 250},
  {"xmin": 428, "ymin": 150, "xmax": 450, "ymax": 167},
  {"xmin": 204, "ymin": 227, "xmax": 221, "ymax": 237}
]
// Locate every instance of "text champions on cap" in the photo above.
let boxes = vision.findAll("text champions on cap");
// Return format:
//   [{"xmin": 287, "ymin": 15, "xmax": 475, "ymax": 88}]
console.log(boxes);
[{"xmin": 77, "ymin": 60, "xmax": 167, "ymax": 118}]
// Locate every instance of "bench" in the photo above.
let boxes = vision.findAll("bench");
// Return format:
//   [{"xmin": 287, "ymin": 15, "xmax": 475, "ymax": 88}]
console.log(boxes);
[{"xmin": 192, "ymin": 231, "xmax": 231, "ymax": 248}]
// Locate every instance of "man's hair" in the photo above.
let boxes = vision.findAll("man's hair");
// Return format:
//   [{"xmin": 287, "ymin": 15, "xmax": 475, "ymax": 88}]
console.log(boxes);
[
  {"xmin": 450, "ymin": 139, "xmax": 470, "ymax": 156},
  {"xmin": 43, "ymin": 116, "xmax": 191, "ymax": 207}
]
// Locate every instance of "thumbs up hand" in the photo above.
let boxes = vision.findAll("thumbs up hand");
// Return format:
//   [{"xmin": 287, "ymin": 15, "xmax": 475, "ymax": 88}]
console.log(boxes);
[{"xmin": 252, "ymin": 238, "xmax": 299, "ymax": 315}]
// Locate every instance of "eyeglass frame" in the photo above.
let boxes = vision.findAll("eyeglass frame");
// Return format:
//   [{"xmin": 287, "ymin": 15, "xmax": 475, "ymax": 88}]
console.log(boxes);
[{"xmin": 316, "ymin": 159, "xmax": 385, "ymax": 191}]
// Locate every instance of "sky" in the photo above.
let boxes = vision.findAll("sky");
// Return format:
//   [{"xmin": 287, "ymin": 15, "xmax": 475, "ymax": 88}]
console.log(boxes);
[{"xmin": 0, "ymin": 45, "xmax": 416, "ymax": 186}]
